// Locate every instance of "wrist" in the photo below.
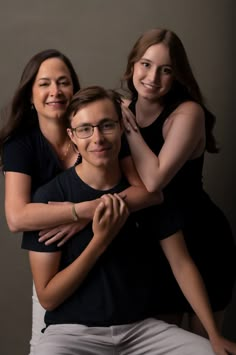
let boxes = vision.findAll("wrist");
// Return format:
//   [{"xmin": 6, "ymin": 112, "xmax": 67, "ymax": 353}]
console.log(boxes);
[
  {"xmin": 74, "ymin": 199, "xmax": 100, "ymax": 220},
  {"xmin": 71, "ymin": 204, "xmax": 79, "ymax": 221},
  {"xmin": 207, "ymin": 326, "xmax": 221, "ymax": 342}
]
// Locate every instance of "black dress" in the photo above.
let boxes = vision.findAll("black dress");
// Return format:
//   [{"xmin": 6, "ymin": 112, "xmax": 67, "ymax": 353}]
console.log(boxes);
[{"xmin": 128, "ymin": 100, "xmax": 236, "ymax": 313}]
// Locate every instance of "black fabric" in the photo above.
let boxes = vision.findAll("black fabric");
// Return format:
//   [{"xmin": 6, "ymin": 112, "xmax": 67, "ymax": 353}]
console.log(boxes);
[
  {"xmin": 126, "ymin": 99, "xmax": 236, "ymax": 312},
  {"xmin": 3, "ymin": 123, "xmax": 80, "ymax": 195},
  {"xmin": 22, "ymin": 167, "xmax": 168, "ymax": 327}
]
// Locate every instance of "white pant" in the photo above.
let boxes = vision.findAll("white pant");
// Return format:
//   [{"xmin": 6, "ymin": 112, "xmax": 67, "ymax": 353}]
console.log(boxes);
[
  {"xmin": 29, "ymin": 284, "xmax": 46, "ymax": 355},
  {"xmin": 34, "ymin": 318, "xmax": 214, "ymax": 355}
]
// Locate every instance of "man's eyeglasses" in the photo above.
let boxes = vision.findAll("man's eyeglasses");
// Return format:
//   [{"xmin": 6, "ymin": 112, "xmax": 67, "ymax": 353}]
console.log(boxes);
[{"xmin": 71, "ymin": 120, "xmax": 119, "ymax": 139}]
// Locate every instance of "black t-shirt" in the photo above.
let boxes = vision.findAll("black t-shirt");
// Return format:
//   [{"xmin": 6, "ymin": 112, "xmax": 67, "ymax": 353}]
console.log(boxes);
[
  {"xmin": 3, "ymin": 124, "xmax": 80, "ymax": 194},
  {"xmin": 22, "ymin": 167, "xmax": 168, "ymax": 327},
  {"xmin": 3, "ymin": 124, "xmax": 127, "ymax": 195}
]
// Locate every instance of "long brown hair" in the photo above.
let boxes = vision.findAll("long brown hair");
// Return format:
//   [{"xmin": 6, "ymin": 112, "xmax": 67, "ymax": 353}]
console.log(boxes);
[
  {"xmin": 0, "ymin": 49, "xmax": 81, "ymax": 168},
  {"xmin": 122, "ymin": 28, "xmax": 218, "ymax": 153}
]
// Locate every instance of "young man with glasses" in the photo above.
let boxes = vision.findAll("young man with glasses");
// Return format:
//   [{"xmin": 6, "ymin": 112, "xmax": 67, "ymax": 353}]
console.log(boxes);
[{"xmin": 21, "ymin": 86, "xmax": 234, "ymax": 355}]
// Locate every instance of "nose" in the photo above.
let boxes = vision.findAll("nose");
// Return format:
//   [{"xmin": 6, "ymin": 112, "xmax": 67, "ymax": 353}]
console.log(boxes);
[
  {"xmin": 148, "ymin": 68, "xmax": 160, "ymax": 83},
  {"xmin": 92, "ymin": 126, "xmax": 104, "ymax": 142},
  {"xmin": 50, "ymin": 82, "xmax": 62, "ymax": 96}
]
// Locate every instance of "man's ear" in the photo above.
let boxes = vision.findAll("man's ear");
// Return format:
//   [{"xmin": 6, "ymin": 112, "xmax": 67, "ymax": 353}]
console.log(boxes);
[{"xmin": 67, "ymin": 128, "xmax": 76, "ymax": 146}]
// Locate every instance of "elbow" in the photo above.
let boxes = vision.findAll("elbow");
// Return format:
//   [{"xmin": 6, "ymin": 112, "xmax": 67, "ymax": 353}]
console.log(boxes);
[
  {"xmin": 145, "ymin": 182, "xmax": 161, "ymax": 193},
  {"xmin": 43, "ymin": 304, "xmax": 57, "ymax": 312},
  {"xmin": 39, "ymin": 298, "xmax": 58, "ymax": 312},
  {"xmin": 6, "ymin": 215, "xmax": 24, "ymax": 233},
  {"xmin": 37, "ymin": 290, "xmax": 62, "ymax": 311},
  {"xmin": 144, "ymin": 177, "xmax": 165, "ymax": 194}
]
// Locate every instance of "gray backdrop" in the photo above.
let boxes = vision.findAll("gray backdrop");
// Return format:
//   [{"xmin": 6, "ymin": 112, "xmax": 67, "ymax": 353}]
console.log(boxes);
[{"xmin": 0, "ymin": 1, "xmax": 235, "ymax": 354}]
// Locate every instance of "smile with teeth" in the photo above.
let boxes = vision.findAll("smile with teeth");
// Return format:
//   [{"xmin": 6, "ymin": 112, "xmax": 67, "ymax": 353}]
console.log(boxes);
[
  {"xmin": 142, "ymin": 82, "xmax": 159, "ymax": 89},
  {"xmin": 46, "ymin": 101, "xmax": 66, "ymax": 107}
]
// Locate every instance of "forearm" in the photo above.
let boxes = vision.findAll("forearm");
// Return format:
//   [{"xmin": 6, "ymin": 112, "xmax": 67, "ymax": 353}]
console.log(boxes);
[
  {"xmin": 7, "ymin": 199, "xmax": 99, "ymax": 233},
  {"xmin": 172, "ymin": 259, "xmax": 220, "ymax": 339},
  {"xmin": 126, "ymin": 133, "xmax": 162, "ymax": 192},
  {"xmin": 33, "ymin": 240, "xmax": 104, "ymax": 311},
  {"xmin": 120, "ymin": 186, "xmax": 163, "ymax": 212}
]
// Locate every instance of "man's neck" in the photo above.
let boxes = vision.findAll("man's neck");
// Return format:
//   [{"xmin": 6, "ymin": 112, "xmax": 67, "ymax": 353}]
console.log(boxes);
[{"xmin": 75, "ymin": 162, "xmax": 122, "ymax": 191}]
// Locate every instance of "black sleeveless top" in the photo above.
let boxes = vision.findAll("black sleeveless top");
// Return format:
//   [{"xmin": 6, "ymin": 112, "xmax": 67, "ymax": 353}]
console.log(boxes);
[
  {"xmin": 126, "ymin": 100, "xmax": 235, "ymax": 250},
  {"xmin": 122, "ymin": 100, "xmax": 236, "ymax": 311},
  {"xmin": 128, "ymin": 100, "xmax": 205, "ymax": 203}
]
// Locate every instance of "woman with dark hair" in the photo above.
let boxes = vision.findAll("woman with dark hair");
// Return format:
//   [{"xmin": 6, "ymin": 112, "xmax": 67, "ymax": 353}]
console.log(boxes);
[
  {"xmin": 0, "ymin": 49, "xmax": 89, "ymax": 353},
  {"xmin": 0, "ymin": 49, "xmax": 85, "ymax": 232},
  {"xmin": 0, "ymin": 49, "xmax": 161, "ymax": 354},
  {"xmin": 121, "ymin": 28, "xmax": 236, "ymax": 337}
]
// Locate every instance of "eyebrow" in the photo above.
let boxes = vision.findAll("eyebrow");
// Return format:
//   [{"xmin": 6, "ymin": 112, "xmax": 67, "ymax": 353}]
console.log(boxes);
[
  {"xmin": 76, "ymin": 118, "xmax": 117, "ymax": 127},
  {"xmin": 141, "ymin": 57, "xmax": 172, "ymax": 67},
  {"xmin": 37, "ymin": 75, "xmax": 69, "ymax": 82}
]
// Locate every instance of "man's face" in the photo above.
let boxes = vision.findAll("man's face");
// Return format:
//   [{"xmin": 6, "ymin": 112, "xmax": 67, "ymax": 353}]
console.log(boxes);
[{"xmin": 68, "ymin": 98, "xmax": 122, "ymax": 169}]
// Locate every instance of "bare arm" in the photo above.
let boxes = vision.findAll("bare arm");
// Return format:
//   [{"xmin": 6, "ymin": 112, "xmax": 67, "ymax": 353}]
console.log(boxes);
[
  {"xmin": 119, "ymin": 156, "xmax": 163, "ymax": 211},
  {"xmin": 122, "ymin": 101, "xmax": 205, "ymax": 192},
  {"xmin": 160, "ymin": 233, "xmax": 236, "ymax": 354},
  {"xmin": 5, "ymin": 159, "xmax": 161, "ymax": 235},
  {"xmin": 30, "ymin": 194, "xmax": 129, "ymax": 310},
  {"xmin": 5, "ymin": 171, "xmax": 99, "ymax": 232},
  {"xmin": 37, "ymin": 163, "xmax": 162, "ymax": 246}
]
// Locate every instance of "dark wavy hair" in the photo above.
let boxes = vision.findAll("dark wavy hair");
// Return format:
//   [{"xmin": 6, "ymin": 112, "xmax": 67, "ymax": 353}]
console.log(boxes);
[
  {"xmin": 121, "ymin": 28, "xmax": 218, "ymax": 153},
  {"xmin": 0, "ymin": 49, "xmax": 80, "ymax": 168}
]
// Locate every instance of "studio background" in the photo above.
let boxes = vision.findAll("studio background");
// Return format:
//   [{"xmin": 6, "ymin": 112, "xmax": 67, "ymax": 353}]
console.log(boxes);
[{"xmin": 0, "ymin": 1, "xmax": 235, "ymax": 354}]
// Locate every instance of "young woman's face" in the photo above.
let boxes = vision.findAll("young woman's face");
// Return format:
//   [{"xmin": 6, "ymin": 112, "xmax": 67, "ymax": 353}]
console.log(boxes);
[
  {"xmin": 31, "ymin": 58, "xmax": 74, "ymax": 122},
  {"xmin": 132, "ymin": 43, "xmax": 174, "ymax": 101}
]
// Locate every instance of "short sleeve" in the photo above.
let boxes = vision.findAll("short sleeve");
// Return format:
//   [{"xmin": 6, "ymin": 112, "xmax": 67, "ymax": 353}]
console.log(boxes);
[
  {"xmin": 22, "ymin": 230, "xmax": 62, "ymax": 252},
  {"xmin": 3, "ymin": 135, "xmax": 34, "ymax": 175}
]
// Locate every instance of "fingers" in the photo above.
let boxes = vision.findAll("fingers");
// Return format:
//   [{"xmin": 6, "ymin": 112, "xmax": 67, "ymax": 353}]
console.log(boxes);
[
  {"xmin": 121, "ymin": 105, "xmax": 138, "ymax": 132},
  {"xmin": 113, "ymin": 193, "xmax": 129, "ymax": 217},
  {"xmin": 38, "ymin": 228, "xmax": 62, "ymax": 242},
  {"xmin": 93, "ymin": 200, "xmax": 106, "ymax": 224},
  {"xmin": 38, "ymin": 224, "xmax": 73, "ymax": 245},
  {"xmin": 92, "ymin": 194, "xmax": 129, "ymax": 249},
  {"xmin": 57, "ymin": 233, "xmax": 74, "ymax": 247},
  {"xmin": 45, "ymin": 233, "xmax": 65, "ymax": 246},
  {"xmin": 100, "ymin": 193, "xmax": 129, "ymax": 220}
]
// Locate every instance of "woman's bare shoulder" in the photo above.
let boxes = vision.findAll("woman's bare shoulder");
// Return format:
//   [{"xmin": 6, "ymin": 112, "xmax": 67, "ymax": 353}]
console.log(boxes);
[{"xmin": 174, "ymin": 101, "xmax": 204, "ymax": 116}]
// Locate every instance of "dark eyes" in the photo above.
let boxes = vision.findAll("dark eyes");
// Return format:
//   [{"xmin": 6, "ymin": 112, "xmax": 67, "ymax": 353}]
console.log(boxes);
[
  {"xmin": 141, "ymin": 62, "xmax": 150, "ymax": 68},
  {"xmin": 39, "ymin": 81, "xmax": 70, "ymax": 87},
  {"xmin": 39, "ymin": 83, "xmax": 49, "ymax": 87},
  {"xmin": 59, "ymin": 81, "xmax": 70, "ymax": 86},
  {"xmin": 162, "ymin": 67, "xmax": 172, "ymax": 74},
  {"xmin": 77, "ymin": 126, "xmax": 91, "ymax": 133},
  {"xmin": 140, "ymin": 62, "xmax": 172, "ymax": 75}
]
